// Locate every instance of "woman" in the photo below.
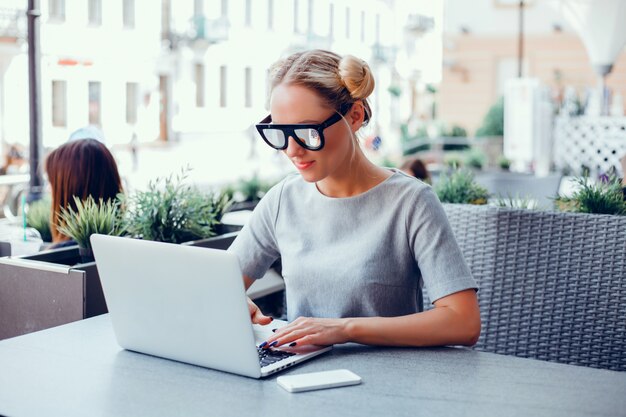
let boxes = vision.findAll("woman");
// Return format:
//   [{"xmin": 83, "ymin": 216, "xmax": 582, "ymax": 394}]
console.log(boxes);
[
  {"xmin": 45, "ymin": 138, "xmax": 123, "ymax": 247},
  {"xmin": 230, "ymin": 50, "xmax": 480, "ymax": 349}
]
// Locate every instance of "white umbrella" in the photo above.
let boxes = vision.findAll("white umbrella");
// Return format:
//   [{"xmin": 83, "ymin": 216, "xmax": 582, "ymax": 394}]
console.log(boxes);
[{"xmin": 557, "ymin": 0, "xmax": 626, "ymax": 76}]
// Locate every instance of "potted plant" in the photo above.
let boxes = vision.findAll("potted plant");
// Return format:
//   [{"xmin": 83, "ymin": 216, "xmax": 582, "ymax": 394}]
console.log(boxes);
[
  {"xmin": 434, "ymin": 168, "xmax": 490, "ymax": 205},
  {"xmin": 121, "ymin": 168, "xmax": 232, "ymax": 244},
  {"xmin": 463, "ymin": 148, "xmax": 487, "ymax": 171},
  {"xmin": 226, "ymin": 175, "xmax": 276, "ymax": 212},
  {"xmin": 25, "ymin": 197, "xmax": 52, "ymax": 244},
  {"xmin": 430, "ymin": 169, "xmax": 626, "ymax": 370},
  {"xmin": 56, "ymin": 196, "xmax": 124, "ymax": 263},
  {"xmin": 553, "ymin": 173, "xmax": 625, "ymax": 215}
]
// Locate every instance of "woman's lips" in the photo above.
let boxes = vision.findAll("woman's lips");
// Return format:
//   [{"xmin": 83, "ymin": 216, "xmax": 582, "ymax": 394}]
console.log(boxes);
[{"xmin": 294, "ymin": 160, "xmax": 315, "ymax": 170}]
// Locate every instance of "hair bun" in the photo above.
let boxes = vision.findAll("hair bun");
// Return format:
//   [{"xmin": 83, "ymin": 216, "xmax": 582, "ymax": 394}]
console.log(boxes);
[{"xmin": 338, "ymin": 55, "xmax": 375, "ymax": 100}]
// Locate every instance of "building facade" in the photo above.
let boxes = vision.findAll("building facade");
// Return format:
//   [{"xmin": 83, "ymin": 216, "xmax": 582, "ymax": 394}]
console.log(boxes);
[{"xmin": 439, "ymin": 0, "xmax": 626, "ymax": 134}]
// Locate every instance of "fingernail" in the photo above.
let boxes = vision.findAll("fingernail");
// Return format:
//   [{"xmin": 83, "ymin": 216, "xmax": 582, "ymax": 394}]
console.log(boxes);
[
  {"xmin": 259, "ymin": 341, "xmax": 267, "ymax": 348},
  {"xmin": 272, "ymin": 328, "xmax": 277, "ymax": 332},
  {"xmin": 289, "ymin": 342, "xmax": 297, "ymax": 347},
  {"xmin": 269, "ymin": 341, "xmax": 278, "ymax": 347}
]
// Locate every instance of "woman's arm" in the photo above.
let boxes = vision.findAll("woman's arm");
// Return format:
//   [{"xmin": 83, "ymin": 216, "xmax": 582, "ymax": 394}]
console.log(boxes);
[{"xmin": 260, "ymin": 289, "xmax": 481, "ymax": 348}]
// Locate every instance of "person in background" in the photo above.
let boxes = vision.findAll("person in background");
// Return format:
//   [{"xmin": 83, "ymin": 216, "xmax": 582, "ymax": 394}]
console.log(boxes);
[
  {"xmin": 400, "ymin": 157, "xmax": 432, "ymax": 184},
  {"xmin": 231, "ymin": 49, "xmax": 480, "ymax": 350},
  {"xmin": 45, "ymin": 139, "xmax": 123, "ymax": 248}
]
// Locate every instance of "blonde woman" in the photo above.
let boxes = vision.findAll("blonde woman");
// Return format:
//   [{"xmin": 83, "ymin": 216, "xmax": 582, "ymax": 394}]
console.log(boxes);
[{"xmin": 229, "ymin": 50, "xmax": 480, "ymax": 349}]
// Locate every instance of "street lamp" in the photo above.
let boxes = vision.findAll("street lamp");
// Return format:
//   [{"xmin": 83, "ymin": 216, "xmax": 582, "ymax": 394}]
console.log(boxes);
[{"xmin": 27, "ymin": 0, "xmax": 43, "ymax": 203}]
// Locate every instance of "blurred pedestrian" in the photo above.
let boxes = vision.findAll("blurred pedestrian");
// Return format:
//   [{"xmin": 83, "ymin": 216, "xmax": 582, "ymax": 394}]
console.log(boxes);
[{"xmin": 401, "ymin": 158, "xmax": 431, "ymax": 184}]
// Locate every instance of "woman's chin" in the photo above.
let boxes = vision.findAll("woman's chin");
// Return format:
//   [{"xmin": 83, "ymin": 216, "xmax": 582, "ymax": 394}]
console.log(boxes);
[{"xmin": 299, "ymin": 169, "xmax": 324, "ymax": 183}]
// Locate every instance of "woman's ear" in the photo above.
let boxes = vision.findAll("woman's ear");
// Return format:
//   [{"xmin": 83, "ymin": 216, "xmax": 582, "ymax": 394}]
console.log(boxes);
[{"xmin": 347, "ymin": 101, "xmax": 365, "ymax": 132}]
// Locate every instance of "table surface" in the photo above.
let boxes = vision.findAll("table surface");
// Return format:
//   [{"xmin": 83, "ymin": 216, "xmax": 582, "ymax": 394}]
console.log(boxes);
[{"xmin": 1, "ymin": 315, "xmax": 625, "ymax": 417}]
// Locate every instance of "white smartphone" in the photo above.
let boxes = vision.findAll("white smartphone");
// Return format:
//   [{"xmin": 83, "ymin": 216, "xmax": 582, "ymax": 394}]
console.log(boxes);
[{"xmin": 276, "ymin": 369, "xmax": 362, "ymax": 393}]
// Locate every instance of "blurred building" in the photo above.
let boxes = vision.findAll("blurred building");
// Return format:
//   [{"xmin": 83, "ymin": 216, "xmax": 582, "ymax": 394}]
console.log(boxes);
[
  {"xmin": 160, "ymin": 0, "xmax": 407, "ymax": 146},
  {"xmin": 0, "ymin": 1, "xmax": 26, "ymax": 158},
  {"xmin": 0, "ymin": 0, "xmax": 443, "ymax": 155},
  {"xmin": 439, "ymin": 0, "xmax": 626, "ymax": 134},
  {"xmin": 0, "ymin": 0, "xmax": 162, "ymax": 150}
]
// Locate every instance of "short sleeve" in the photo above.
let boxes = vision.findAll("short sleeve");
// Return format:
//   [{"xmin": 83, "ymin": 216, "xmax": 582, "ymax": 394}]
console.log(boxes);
[
  {"xmin": 227, "ymin": 181, "xmax": 283, "ymax": 280},
  {"xmin": 406, "ymin": 187, "xmax": 478, "ymax": 303}
]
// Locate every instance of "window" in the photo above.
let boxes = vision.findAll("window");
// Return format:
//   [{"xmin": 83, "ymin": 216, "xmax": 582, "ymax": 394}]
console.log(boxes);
[
  {"xmin": 307, "ymin": 0, "xmax": 313, "ymax": 35},
  {"xmin": 375, "ymin": 13, "xmax": 380, "ymax": 43},
  {"xmin": 220, "ymin": 66, "xmax": 227, "ymax": 108},
  {"xmin": 88, "ymin": 0, "xmax": 102, "ymax": 25},
  {"xmin": 293, "ymin": 0, "xmax": 299, "ymax": 33},
  {"xmin": 245, "ymin": 67, "xmax": 252, "ymax": 108},
  {"xmin": 123, "ymin": 0, "xmax": 135, "ymax": 29},
  {"xmin": 48, "ymin": 0, "xmax": 65, "ymax": 22},
  {"xmin": 195, "ymin": 64, "xmax": 205, "ymax": 108},
  {"xmin": 52, "ymin": 80, "xmax": 67, "ymax": 127},
  {"xmin": 345, "ymin": 7, "xmax": 350, "ymax": 38},
  {"xmin": 245, "ymin": 0, "xmax": 252, "ymax": 27},
  {"xmin": 126, "ymin": 82, "xmax": 139, "ymax": 124},
  {"xmin": 88, "ymin": 81, "xmax": 101, "ymax": 126},
  {"xmin": 360, "ymin": 11, "xmax": 365, "ymax": 42},
  {"xmin": 329, "ymin": 4, "xmax": 334, "ymax": 38},
  {"xmin": 267, "ymin": 0, "xmax": 274, "ymax": 30}
]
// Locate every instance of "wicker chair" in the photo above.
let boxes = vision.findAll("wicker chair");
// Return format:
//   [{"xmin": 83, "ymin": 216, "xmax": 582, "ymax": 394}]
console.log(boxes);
[{"xmin": 425, "ymin": 204, "xmax": 626, "ymax": 371}]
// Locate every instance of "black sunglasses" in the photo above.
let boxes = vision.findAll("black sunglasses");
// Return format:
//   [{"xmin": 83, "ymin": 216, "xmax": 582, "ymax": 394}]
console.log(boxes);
[{"xmin": 255, "ymin": 111, "xmax": 346, "ymax": 151}]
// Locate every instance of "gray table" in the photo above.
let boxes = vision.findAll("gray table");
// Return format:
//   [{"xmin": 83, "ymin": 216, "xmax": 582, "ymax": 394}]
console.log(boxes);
[{"xmin": 1, "ymin": 315, "xmax": 625, "ymax": 417}]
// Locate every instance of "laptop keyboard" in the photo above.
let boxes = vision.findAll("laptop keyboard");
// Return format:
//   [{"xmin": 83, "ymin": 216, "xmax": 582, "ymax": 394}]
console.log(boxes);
[{"xmin": 257, "ymin": 347, "xmax": 296, "ymax": 368}]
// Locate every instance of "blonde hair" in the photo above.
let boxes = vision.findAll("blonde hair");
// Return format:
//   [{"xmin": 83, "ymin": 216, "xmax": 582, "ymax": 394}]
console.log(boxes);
[{"xmin": 268, "ymin": 49, "xmax": 375, "ymax": 125}]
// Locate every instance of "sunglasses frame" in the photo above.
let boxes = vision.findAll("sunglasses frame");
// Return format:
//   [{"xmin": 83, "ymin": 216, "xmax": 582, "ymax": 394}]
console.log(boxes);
[{"xmin": 255, "ymin": 110, "xmax": 347, "ymax": 151}]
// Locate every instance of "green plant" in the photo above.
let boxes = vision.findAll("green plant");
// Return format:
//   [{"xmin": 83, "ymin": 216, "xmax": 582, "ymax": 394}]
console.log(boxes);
[
  {"xmin": 444, "ymin": 152, "xmax": 463, "ymax": 169},
  {"xmin": 442, "ymin": 125, "xmax": 467, "ymax": 137},
  {"xmin": 434, "ymin": 168, "xmax": 490, "ymax": 205},
  {"xmin": 475, "ymin": 97, "xmax": 504, "ymax": 137},
  {"xmin": 26, "ymin": 197, "xmax": 52, "ymax": 242},
  {"xmin": 463, "ymin": 148, "xmax": 486, "ymax": 170},
  {"xmin": 56, "ymin": 196, "xmax": 124, "ymax": 250},
  {"xmin": 387, "ymin": 85, "xmax": 402, "ymax": 97},
  {"xmin": 555, "ymin": 173, "xmax": 625, "ymax": 215},
  {"xmin": 121, "ymin": 168, "xmax": 231, "ymax": 243},
  {"xmin": 498, "ymin": 156, "xmax": 511, "ymax": 171},
  {"xmin": 237, "ymin": 176, "xmax": 275, "ymax": 202},
  {"xmin": 494, "ymin": 194, "xmax": 537, "ymax": 210}
]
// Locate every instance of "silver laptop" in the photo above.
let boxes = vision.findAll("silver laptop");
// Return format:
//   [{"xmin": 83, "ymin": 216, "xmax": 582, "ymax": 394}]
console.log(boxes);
[{"xmin": 90, "ymin": 234, "xmax": 331, "ymax": 378}]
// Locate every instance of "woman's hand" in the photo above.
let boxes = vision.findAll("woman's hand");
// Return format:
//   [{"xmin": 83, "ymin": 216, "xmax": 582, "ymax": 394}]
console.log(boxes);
[
  {"xmin": 259, "ymin": 317, "xmax": 349, "ymax": 348},
  {"xmin": 248, "ymin": 297, "xmax": 273, "ymax": 325}
]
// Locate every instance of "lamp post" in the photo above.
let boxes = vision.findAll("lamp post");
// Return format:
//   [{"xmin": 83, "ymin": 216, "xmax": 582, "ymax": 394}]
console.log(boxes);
[{"xmin": 27, "ymin": 0, "xmax": 43, "ymax": 202}]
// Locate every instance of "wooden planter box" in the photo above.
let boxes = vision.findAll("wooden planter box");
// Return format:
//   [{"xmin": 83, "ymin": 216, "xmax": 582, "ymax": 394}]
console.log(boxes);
[
  {"xmin": 437, "ymin": 204, "xmax": 626, "ymax": 371},
  {"xmin": 0, "ymin": 246, "xmax": 104, "ymax": 340}
]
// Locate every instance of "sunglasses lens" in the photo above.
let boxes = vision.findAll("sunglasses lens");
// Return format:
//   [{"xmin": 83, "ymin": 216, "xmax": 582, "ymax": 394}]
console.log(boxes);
[
  {"xmin": 294, "ymin": 128, "xmax": 321, "ymax": 149},
  {"xmin": 262, "ymin": 128, "xmax": 286, "ymax": 148}
]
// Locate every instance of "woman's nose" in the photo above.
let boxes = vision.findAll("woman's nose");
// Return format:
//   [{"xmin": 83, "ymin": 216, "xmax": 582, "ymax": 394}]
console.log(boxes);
[{"xmin": 284, "ymin": 135, "xmax": 305, "ymax": 158}]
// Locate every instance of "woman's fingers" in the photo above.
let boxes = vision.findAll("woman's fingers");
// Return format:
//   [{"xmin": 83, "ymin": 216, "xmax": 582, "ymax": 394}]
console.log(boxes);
[{"xmin": 247, "ymin": 298, "xmax": 273, "ymax": 325}]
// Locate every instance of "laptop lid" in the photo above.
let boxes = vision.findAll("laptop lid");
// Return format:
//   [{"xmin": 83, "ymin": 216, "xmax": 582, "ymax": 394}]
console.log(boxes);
[{"xmin": 91, "ymin": 234, "xmax": 262, "ymax": 378}]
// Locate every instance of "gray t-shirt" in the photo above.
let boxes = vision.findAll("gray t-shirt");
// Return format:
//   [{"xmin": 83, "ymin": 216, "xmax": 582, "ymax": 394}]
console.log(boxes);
[{"xmin": 229, "ymin": 170, "xmax": 477, "ymax": 321}]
